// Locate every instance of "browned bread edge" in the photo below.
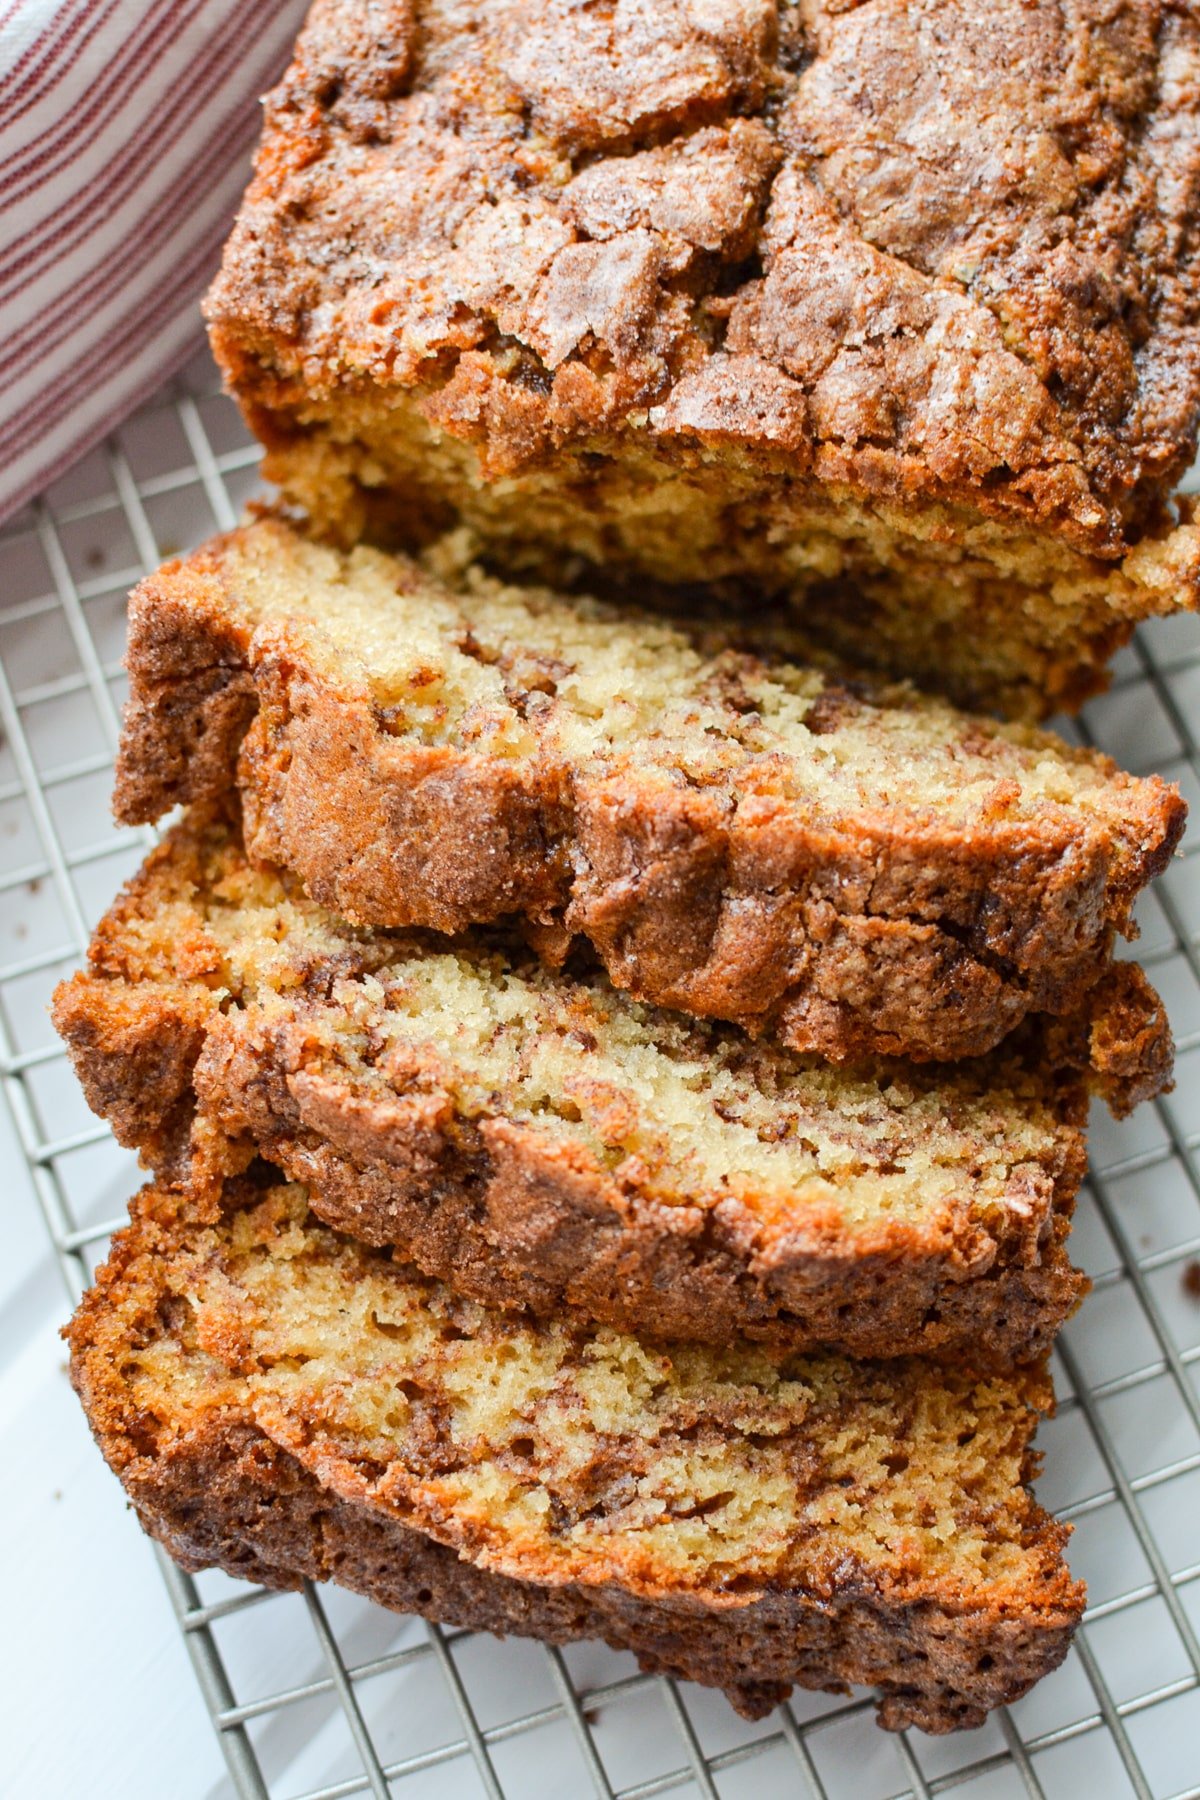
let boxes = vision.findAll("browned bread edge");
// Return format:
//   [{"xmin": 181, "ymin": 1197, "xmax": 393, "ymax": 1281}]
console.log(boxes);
[
  {"xmin": 112, "ymin": 526, "xmax": 1186, "ymax": 1072},
  {"xmin": 66, "ymin": 1182, "xmax": 1086, "ymax": 1734}
]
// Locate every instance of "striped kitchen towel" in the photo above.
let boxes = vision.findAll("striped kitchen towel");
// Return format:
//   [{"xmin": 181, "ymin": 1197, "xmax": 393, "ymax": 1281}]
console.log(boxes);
[{"xmin": 0, "ymin": 0, "xmax": 307, "ymax": 522}]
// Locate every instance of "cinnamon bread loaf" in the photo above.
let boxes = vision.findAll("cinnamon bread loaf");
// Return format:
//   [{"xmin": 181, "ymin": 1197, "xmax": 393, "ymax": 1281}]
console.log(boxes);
[
  {"xmin": 113, "ymin": 518, "xmax": 1185, "ymax": 1068},
  {"xmin": 66, "ymin": 1174, "xmax": 1085, "ymax": 1732},
  {"xmin": 52, "ymin": 809, "xmax": 1107, "ymax": 1363},
  {"xmin": 206, "ymin": 0, "xmax": 1200, "ymax": 717}
]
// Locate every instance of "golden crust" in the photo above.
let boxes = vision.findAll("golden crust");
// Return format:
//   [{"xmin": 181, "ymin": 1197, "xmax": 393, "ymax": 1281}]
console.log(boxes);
[
  {"xmin": 66, "ymin": 1177, "xmax": 1086, "ymax": 1733},
  {"xmin": 112, "ymin": 520, "xmax": 1185, "ymax": 1072},
  {"xmin": 207, "ymin": 0, "xmax": 1200, "ymax": 713}
]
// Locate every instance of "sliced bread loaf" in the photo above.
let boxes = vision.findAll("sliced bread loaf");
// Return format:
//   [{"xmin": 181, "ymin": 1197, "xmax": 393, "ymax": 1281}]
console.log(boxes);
[
  {"xmin": 114, "ymin": 518, "xmax": 1185, "ymax": 1067},
  {"xmin": 67, "ymin": 1175, "xmax": 1085, "ymax": 1732},
  {"xmin": 52, "ymin": 809, "xmax": 1109, "ymax": 1364}
]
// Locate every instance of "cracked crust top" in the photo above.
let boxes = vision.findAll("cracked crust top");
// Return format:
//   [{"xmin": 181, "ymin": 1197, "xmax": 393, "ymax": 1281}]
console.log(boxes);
[
  {"xmin": 209, "ymin": 0, "xmax": 1200, "ymax": 556},
  {"xmin": 112, "ymin": 519, "xmax": 1184, "ymax": 1081}
]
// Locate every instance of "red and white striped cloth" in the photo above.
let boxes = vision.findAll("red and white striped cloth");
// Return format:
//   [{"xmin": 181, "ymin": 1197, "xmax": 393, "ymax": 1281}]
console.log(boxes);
[{"xmin": 0, "ymin": 0, "xmax": 307, "ymax": 522}]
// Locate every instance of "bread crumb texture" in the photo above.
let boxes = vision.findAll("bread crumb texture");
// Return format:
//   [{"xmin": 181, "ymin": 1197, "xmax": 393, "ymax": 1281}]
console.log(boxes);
[
  {"xmin": 54, "ymin": 809, "xmax": 1091, "ymax": 1360},
  {"xmin": 66, "ymin": 1177, "xmax": 1085, "ymax": 1729}
]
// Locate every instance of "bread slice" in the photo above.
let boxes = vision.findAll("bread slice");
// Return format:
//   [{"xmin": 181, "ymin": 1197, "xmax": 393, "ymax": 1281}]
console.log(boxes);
[
  {"xmin": 113, "ymin": 518, "xmax": 1185, "ymax": 1070},
  {"xmin": 67, "ymin": 1174, "xmax": 1085, "ymax": 1732},
  {"xmin": 52, "ymin": 808, "xmax": 1106, "ymax": 1364},
  {"xmin": 205, "ymin": 0, "xmax": 1200, "ymax": 718}
]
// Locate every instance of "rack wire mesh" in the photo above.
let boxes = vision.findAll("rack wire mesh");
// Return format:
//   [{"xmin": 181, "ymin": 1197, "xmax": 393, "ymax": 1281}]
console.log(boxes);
[{"xmin": 2, "ymin": 340, "xmax": 1200, "ymax": 1800}]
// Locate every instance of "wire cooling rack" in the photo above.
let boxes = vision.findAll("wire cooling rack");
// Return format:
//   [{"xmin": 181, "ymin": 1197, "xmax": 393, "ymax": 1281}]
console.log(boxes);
[{"xmin": 3, "ymin": 342, "xmax": 1200, "ymax": 1800}]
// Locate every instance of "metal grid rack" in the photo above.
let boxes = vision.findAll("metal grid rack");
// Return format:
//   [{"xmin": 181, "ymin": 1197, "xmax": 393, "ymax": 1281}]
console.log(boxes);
[{"xmin": 3, "ymin": 340, "xmax": 1200, "ymax": 1800}]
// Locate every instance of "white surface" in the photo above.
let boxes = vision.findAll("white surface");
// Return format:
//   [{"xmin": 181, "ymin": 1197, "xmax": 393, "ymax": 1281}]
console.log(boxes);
[
  {"xmin": 1, "ymin": 343, "xmax": 1199, "ymax": 1799},
  {"xmin": 0, "ymin": 1300, "xmax": 227, "ymax": 1800}
]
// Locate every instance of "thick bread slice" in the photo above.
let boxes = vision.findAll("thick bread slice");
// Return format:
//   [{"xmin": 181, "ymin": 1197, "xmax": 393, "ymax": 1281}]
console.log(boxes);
[
  {"xmin": 113, "ymin": 518, "xmax": 1185, "ymax": 1068},
  {"xmin": 67, "ymin": 1176, "xmax": 1085, "ymax": 1733},
  {"xmin": 54, "ymin": 809, "xmax": 1101, "ymax": 1364}
]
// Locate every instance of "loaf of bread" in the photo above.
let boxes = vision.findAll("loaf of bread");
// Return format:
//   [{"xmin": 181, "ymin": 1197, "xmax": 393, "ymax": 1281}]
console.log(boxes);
[
  {"xmin": 113, "ymin": 519, "xmax": 1184, "ymax": 1070},
  {"xmin": 67, "ymin": 1174, "xmax": 1085, "ymax": 1732},
  {"xmin": 206, "ymin": 0, "xmax": 1200, "ymax": 717},
  {"xmin": 53, "ymin": 808, "xmax": 1105, "ymax": 1363}
]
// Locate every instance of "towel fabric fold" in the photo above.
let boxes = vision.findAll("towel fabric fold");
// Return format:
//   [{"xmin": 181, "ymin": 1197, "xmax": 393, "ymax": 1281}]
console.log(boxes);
[{"xmin": 0, "ymin": 0, "xmax": 306, "ymax": 521}]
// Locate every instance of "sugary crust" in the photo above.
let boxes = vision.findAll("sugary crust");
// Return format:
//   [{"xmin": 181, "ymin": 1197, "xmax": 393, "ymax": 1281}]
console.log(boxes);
[
  {"xmin": 112, "ymin": 524, "xmax": 1186, "ymax": 1071},
  {"xmin": 211, "ymin": 0, "xmax": 1200, "ymax": 543},
  {"xmin": 206, "ymin": 0, "xmax": 1200, "ymax": 711},
  {"xmin": 66, "ymin": 1183, "xmax": 1086, "ymax": 1733}
]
